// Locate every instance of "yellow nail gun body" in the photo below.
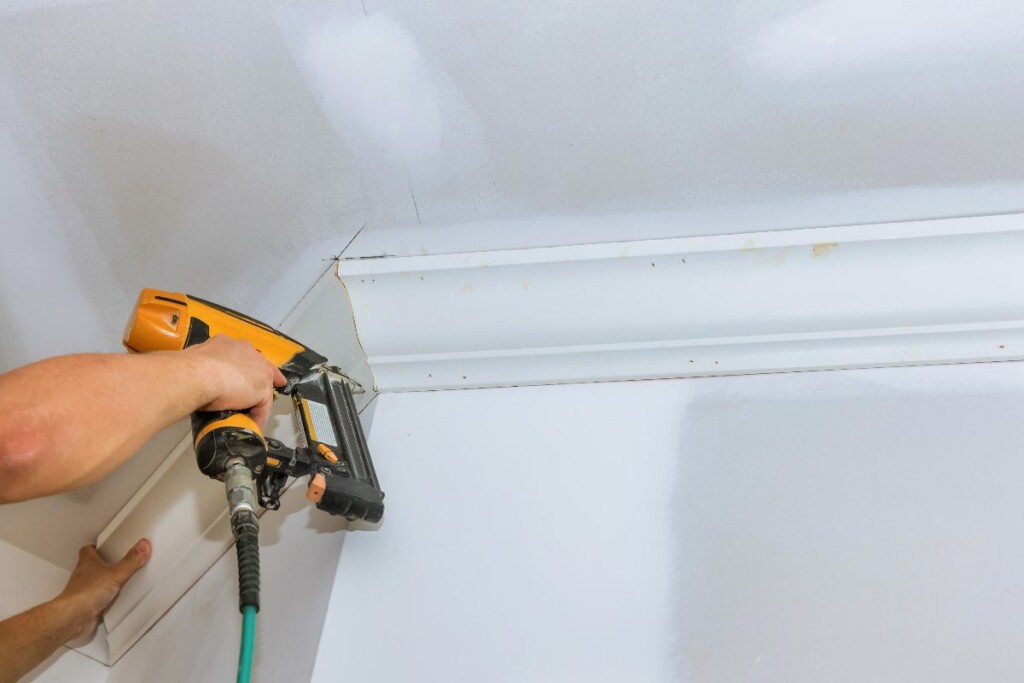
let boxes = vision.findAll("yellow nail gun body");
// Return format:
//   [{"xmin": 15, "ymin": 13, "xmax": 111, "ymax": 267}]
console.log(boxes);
[{"xmin": 123, "ymin": 288, "xmax": 385, "ymax": 522}]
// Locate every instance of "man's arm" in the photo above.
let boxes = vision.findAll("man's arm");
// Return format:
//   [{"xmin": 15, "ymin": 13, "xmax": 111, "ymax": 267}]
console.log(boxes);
[
  {"xmin": 0, "ymin": 336, "xmax": 286, "ymax": 503},
  {"xmin": 0, "ymin": 540, "xmax": 150, "ymax": 683}
]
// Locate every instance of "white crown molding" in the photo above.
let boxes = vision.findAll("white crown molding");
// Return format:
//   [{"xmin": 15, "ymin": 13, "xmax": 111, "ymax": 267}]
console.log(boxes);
[
  {"xmin": 80, "ymin": 271, "xmax": 375, "ymax": 665},
  {"xmin": 338, "ymin": 213, "xmax": 1024, "ymax": 391}
]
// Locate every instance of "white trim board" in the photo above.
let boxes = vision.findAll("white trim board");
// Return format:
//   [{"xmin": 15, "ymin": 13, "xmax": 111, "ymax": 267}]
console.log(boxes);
[
  {"xmin": 84, "ymin": 272, "xmax": 375, "ymax": 665},
  {"xmin": 338, "ymin": 213, "xmax": 1024, "ymax": 391}
]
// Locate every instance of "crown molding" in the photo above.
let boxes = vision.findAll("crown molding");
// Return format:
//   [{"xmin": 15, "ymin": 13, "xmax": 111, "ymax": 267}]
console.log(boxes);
[{"xmin": 338, "ymin": 213, "xmax": 1024, "ymax": 391}]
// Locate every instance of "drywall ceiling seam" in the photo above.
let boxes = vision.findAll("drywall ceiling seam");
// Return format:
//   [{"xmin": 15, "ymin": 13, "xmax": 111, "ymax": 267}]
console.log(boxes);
[
  {"xmin": 335, "ymin": 213, "xmax": 1024, "ymax": 391},
  {"xmin": 80, "ymin": 270, "xmax": 376, "ymax": 665}
]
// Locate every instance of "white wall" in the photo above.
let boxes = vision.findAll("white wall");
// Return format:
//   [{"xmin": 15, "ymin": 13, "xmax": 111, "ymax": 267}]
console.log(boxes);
[
  {"xmin": 23, "ymin": 648, "xmax": 107, "ymax": 683},
  {"xmin": 0, "ymin": 538, "xmax": 68, "ymax": 618},
  {"xmin": 107, "ymin": 482, "xmax": 348, "ymax": 682},
  {"xmin": 313, "ymin": 362, "xmax": 1024, "ymax": 682}
]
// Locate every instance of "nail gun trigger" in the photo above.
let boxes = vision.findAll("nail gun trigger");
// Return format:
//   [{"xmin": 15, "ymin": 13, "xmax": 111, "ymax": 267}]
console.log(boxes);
[
  {"xmin": 257, "ymin": 469, "xmax": 288, "ymax": 511},
  {"xmin": 259, "ymin": 439, "xmax": 296, "ymax": 511}
]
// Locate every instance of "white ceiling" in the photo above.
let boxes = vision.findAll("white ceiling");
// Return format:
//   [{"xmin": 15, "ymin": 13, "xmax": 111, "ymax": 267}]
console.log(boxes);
[{"xmin": 2, "ymin": 0, "xmax": 1024, "ymax": 567}]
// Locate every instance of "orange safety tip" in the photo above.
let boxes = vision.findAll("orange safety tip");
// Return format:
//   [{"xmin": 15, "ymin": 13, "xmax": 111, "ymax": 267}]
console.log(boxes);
[
  {"xmin": 317, "ymin": 443, "xmax": 339, "ymax": 464},
  {"xmin": 306, "ymin": 473, "xmax": 327, "ymax": 503}
]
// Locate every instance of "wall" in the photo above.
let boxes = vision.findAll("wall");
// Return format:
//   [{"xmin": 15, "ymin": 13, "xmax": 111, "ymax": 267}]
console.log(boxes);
[
  {"xmin": 107, "ymin": 480, "xmax": 348, "ymax": 682},
  {"xmin": 313, "ymin": 361, "xmax": 1024, "ymax": 682},
  {"xmin": 23, "ymin": 648, "xmax": 107, "ymax": 683}
]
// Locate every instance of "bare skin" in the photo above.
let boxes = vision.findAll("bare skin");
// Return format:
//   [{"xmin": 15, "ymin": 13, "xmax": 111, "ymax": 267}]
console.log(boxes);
[
  {"xmin": 0, "ymin": 336, "xmax": 284, "ymax": 680},
  {"xmin": 0, "ymin": 540, "xmax": 151, "ymax": 683},
  {"xmin": 0, "ymin": 336, "xmax": 287, "ymax": 503}
]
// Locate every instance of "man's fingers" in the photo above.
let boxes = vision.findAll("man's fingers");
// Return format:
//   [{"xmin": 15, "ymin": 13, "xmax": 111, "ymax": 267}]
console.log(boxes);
[
  {"xmin": 249, "ymin": 397, "xmax": 272, "ymax": 429},
  {"xmin": 257, "ymin": 364, "xmax": 284, "ymax": 424},
  {"xmin": 110, "ymin": 539, "xmax": 151, "ymax": 585}
]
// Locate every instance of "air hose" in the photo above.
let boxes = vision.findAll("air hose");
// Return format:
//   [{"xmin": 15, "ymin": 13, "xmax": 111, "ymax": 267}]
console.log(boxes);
[
  {"xmin": 238, "ymin": 604, "xmax": 257, "ymax": 682},
  {"xmin": 225, "ymin": 460, "xmax": 261, "ymax": 683}
]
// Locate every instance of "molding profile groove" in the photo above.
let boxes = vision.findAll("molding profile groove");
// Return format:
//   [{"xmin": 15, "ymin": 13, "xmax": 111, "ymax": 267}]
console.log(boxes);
[
  {"xmin": 84, "ymin": 272, "xmax": 375, "ymax": 665},
  {"xmin": 338, "ymin": 214, "xmax": 1024, "ymax": 391}
]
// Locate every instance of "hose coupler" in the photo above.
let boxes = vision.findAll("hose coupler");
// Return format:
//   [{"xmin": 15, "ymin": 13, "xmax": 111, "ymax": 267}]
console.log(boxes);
[
  {"xmin": 225, "ymin": 458, "xmax": 258, "ymax": 519},
  {"xmin": 225, "ymin": 458, "xmax": 261, "ymax": 612}
]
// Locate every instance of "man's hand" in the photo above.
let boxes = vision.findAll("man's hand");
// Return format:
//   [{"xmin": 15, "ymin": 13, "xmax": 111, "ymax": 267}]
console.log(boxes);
[
  {"xmin": 56, "ymin": 539, "xmax": 152, "ymax": 640},
  {"xmin": 187, "ymin": 336, "xmax": 288, "ymax": 427},
  {"xmin": 0, "ymin": 337, "xmax": 288, "ymax": 503},
  {"xmin": 0, "ymin": 539, "xmax": 151, "ymax": 683}
]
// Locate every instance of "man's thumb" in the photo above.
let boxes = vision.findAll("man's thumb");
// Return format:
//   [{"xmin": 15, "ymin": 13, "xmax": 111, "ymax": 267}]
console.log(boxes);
[{"xmin": 111, "ymin": 539, "xmax": 151, "ymax": 584}]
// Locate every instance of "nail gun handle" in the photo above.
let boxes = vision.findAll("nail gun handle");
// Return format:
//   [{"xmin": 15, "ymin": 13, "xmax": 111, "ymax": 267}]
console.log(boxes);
[{"xmin": 191, "ymin": 410, "xmax": 267, "ymax": 479}]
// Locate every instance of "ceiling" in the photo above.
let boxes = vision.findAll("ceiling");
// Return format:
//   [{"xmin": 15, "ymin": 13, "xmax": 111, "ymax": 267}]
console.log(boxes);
[{"xmin": 2, "ymin": 0, "xmax": 1024, "ymax": 568}]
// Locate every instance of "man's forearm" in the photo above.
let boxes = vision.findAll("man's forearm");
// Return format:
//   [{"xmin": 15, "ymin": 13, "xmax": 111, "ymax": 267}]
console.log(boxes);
[
  {"xmin": 0, "ymin": 598, "xmax": 80, "ymax": 683},
  {"xmin": 0, "ymin": 336, "xmax": 283, "ymax": 503},
  {"xmin": 0, "ymin": 351, "xmax": 212, "ymax": 502}
]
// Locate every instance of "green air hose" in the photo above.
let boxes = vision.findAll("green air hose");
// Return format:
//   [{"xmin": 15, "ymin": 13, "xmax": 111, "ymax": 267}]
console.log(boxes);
[
  {"xmin": 237, "ymin": 604, "xmax": 257, "ymax": 683},
  {"xmin": 230, "ymin": 494, "xmax": 261, "ymax": 682},
  {"xmin": 232, "ymin": 509, "xmax": 260, "ymax": 683},
  {"xmin": 224, "ymin": 461, "xmax": 261, "ymax": 683}
]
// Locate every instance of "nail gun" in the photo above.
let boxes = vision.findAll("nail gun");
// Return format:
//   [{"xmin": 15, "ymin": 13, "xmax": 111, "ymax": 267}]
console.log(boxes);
[{"xmin": 122, "ymin": 288, "xmax": 384, "ymax": 619}]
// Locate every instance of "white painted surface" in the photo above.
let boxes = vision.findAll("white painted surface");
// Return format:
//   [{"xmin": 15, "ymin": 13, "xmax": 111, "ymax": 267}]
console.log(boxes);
[
  {"xmin": 4, "ymin": 0, "xmax": 1024, "ymax": 570},
  {"xmin": 0, "ymin": 538, "xmax": 68, "ymax": 619},
  {"xmin": 2, "ymin": 0, "xmax": 1024, "ymax": 375},
  {"xmin": 340, "ymin": 216, "xmax": 1024, "ymax": 391},
  {"xmin": 741, "ymin": 0, "xmax": 1024, "ymax": 86},
  {"xmin": 23, "ymin": 647, "xmax": 108, "ymax": 683},
  {"xmin": 107, "ymin": 481, "xmax": 347, "ymax": 683},
  {"xmin": 314, "ymin": 363, "xmax": 1024, "ymax": 682},
  {"xmin": 1, "ymin": 0, "xmax": 1024, "ymax": 663},
  {"xmin": 342, "ymin": 181, "xmax": 1024, "ymax": 260}
]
